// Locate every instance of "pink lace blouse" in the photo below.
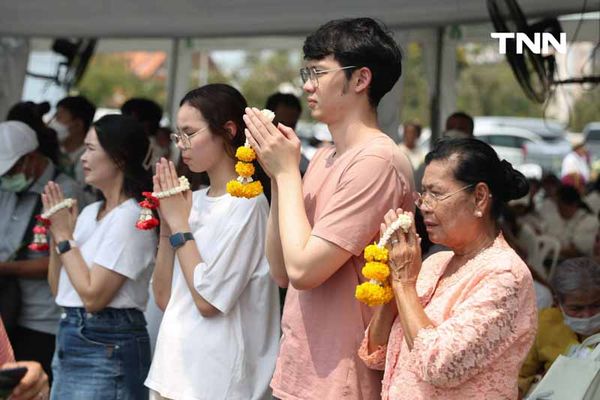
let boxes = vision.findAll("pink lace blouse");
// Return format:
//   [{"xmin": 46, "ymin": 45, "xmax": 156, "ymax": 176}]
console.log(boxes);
[{"xmin": 359, "ymin": 234, "xmax": 537, "ymax": 399}]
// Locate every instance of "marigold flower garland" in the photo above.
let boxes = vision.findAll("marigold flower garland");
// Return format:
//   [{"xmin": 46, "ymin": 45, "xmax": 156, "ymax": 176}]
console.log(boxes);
[
  {"xmin": 355, "ymin": 212, "xmax": 413, "ymax": 306},
  {"xmin": 226, "ymin": 109, "xmax": 275, "ymax": 199},
  {"xmin": 136, "ymin": 176, "xmax": 191, "ymax": 230},
  {"xmin": 29, "ymin": 198, "xmax": 75, "ymax": 252}
]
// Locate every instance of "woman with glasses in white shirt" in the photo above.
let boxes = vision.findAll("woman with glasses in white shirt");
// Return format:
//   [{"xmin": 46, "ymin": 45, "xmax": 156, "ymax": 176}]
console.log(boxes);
[{"xmin": 145, "ymin": 84, "xmax": 280, "ymax": 400}]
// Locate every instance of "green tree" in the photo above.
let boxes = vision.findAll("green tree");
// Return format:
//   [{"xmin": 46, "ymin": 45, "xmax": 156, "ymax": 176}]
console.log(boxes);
[
  {"xmin": 77, "ymin": 53, "xmax": 166, "ymax": 108},
  {"xmin": 235, "ymin": 50, "xmax": 301, "ymax": 110},
  {"xmin": 400, "ymin": 42, "xmax": 430, "ymax": 126},
  {"xmin": 456, "ymin": 61, "xmax": 544, "ymax": 117},
  {"xmin": 571, "ymin": 88, "xmax": 600, "ymax": 131}
]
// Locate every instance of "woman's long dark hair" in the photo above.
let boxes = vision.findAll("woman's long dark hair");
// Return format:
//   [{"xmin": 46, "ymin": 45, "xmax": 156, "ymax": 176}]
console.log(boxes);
[
  {"xmin": 92, "ymin": 114, "xmax": 153, "ymax": 203},
  {"xmin": 179, "ymin": 84, "xmax": 271, "ymax": 202}
]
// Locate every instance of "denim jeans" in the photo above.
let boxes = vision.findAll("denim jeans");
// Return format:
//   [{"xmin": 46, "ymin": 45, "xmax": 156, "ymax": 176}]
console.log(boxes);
[{"xmin": 51, "ymin": 307, "xmax": 151, "ymax": 400}]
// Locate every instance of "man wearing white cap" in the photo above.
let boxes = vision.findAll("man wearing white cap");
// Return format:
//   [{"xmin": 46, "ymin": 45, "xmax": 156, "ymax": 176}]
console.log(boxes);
[
  {"xmin": 561, "ymin": 139, "xmax": 590, "ymax": 191},
  {"xmin": 0, "ymin": 121, "xmax": 83, "ymax": 382}
]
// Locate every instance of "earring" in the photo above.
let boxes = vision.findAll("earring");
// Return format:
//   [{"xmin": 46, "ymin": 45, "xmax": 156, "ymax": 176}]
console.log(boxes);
[{"xmin": 475, "ymin": 210, "xmax": 483, "ymax": 218}]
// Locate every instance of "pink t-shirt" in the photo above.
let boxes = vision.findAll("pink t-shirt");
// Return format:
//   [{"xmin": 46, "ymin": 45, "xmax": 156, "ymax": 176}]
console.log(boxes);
[{"xmin": 271, "ymin": 135, "xmax": 414, "ymax": 400}]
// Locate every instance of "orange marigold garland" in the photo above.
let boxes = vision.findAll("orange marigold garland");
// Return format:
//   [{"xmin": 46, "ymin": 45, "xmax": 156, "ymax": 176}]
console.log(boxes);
[
  {"xmin": 355, "ymin": 212, "xmax": 413, "ymax": 306},
  {"xmin": 136, "ymin": 176, "xmax": 191, "ymax": 230},
  {"xmin": 29, "ymin": 198, "xmax": 75, "ymax": 252},
  {"xmin": 227, "ymin": 109, "xmax": 274, "ymax": 199}
]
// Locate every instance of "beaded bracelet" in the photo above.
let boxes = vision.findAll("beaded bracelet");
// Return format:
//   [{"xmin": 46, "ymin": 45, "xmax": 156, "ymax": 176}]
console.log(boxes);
[
  {"xmin": 136, "ymin": 176, "xmax": 191, "ymax": 230},
  {"xmin": 29, "ymin": 198, "xmax": 75, "ymax": 252}
]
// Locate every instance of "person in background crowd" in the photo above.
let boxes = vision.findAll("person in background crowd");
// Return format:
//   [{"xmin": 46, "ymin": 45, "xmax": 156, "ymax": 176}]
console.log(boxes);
[
  {"xmin": 546, "ymin": 184, "xmax": 599, "ymax": 258},
  {"xmin": 7, "ymin": 101, "xmax": 60, "ymax": 166},
  {"xmin": 519, "ymin": 257, "xmax": 600, "ymax": 396},
  {"xmin": 444, "ymin": 111, "xmax": 474, "ymax": 139},
  {"xmin": 48, "ymin": 96, "xmax": 96, "ymax": 185},
  {"xmin": 561, "ymin": 139, "xmax": 590, "ymax": 192},
  {"xmin": 398, "ymin": 121, "xmax": 425, "ymax": 170},
  {"xmin": 0, "ymin": 121, "xmax": 83, "ymax": 383},
  {"xmin": 121, "ymin": 98, "xmax": 169, "ymax": 166}
]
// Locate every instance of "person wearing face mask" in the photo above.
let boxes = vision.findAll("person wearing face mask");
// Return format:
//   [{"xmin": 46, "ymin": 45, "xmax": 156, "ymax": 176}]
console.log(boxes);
[
  {"xmin": 48, "ymin": 96, "xmax": 96, "ymax": 186},
  {"xmin": 0, "ymin": 121, "xmax": 84, "ymax": 384},
  {"xmin": 519, "ymin": 257, "xmax": 600, "ymax": 395}
]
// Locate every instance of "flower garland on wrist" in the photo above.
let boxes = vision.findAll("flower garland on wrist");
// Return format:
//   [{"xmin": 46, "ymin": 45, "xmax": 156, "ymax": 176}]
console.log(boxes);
[
  {"xmin": 29, "ymin": 198, "xmax": 75, "ymax": 252},
  {"xmin": 136, "ymin": 176, "xmax": 191, "ymax": 230},
  {"xmin": 226, "ymin": 108, "xmax": 274, "ymax": 199},
  {"xmin": 355, "ymin": 212, "xmax": 413, "ymax": 306}
]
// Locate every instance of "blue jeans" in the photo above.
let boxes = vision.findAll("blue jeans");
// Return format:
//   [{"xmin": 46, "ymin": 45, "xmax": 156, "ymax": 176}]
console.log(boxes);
[{"xmin": 51, "ymin": 307, "xmax": 151, "ymax": 400}]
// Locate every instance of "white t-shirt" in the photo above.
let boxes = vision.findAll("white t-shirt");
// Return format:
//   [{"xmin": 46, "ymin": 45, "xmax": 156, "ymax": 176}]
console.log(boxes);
[
  {"xmin": 561, "ymin": 151, "xmax": 590, "ymax": 182},
  {"xmin": 55, "ymin": 199, "xmax": 157, "ymax": 311},
  {"xmin": 145, "ymin": 189, "xmax": 280, "ymax": 400}
]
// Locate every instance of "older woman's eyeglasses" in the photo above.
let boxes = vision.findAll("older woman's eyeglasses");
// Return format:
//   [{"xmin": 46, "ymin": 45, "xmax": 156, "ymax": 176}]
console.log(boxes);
[
  {"xmin": 299, "ymin": 65, "xmax": 357, "ymax": 88},
  {"xmin": 414, "ymin": 184, "xmax": 474, "ymax": 210},
  {"xmin": 170, "ymin": 126, "xmax": 209, "ymax": 150}
]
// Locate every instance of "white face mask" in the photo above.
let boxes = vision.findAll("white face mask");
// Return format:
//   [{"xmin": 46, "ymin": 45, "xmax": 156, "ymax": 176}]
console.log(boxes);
[
  {"xmin": 48, "ymin": 119, "xmax": 70, "ymax": 142},
  {"xmin": 561, "ymin": 307, "xmax": 600, "ymax": 336}
]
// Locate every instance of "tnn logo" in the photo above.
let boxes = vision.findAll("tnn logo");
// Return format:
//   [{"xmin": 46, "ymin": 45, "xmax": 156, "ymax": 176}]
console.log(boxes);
[{"xmin": 490, "ymin": 32, "xmax": 567, "ymax": 54}]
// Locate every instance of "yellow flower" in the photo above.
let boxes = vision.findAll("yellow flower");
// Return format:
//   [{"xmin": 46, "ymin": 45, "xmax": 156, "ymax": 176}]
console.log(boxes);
[
  {"xmin": 235, "ymin": 161, "xmax": 255, "ymax": 178},
  {"xmin": 362, "ymin": 262, "xmax": 390, "ymax": 282},
  {"xmin": 355, "ymin": 282, "xmax": 394, "ymax": 306},
  {"xmin": 227, "ymin": 180, "xmax": 243, "ymax": 197},
  {"xmin": 236, "ymin": 146, "xmax": 256, "ymax": 162},
  {"xmin": 364, "ymin": 244, "xmax": 388, "ymax": 263},
  {"xmin": 227, "ymin": 180, "xmax": 263, "ymax": 198},
  {"xmin": 241, "ymin": 181, "xmax": 263, "ymax": 198}
]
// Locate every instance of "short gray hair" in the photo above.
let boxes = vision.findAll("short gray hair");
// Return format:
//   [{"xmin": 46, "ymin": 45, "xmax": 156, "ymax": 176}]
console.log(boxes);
[{"xmin": 551, "ymin": 257, "xmax": 600, "ymax": 302}]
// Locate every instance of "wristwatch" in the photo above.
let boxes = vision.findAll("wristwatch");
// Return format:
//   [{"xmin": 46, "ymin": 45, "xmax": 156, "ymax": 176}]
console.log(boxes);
[
  {"xmin": 56, "ymin": 240, "xmax": 77, "ymax": 255},
  {"xmin": 169, "ymin": 232, "xmax": 194, "ymax": 249}
]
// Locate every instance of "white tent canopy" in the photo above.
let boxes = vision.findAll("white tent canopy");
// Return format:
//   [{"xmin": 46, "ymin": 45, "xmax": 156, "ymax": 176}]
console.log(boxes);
[
  {"xmin": 1, "ymin": 0, "xmax": 597, "ymax": 139},
  {"xmin": 0, "ymin": 0, "xmax": 590, "ymax": 38}
]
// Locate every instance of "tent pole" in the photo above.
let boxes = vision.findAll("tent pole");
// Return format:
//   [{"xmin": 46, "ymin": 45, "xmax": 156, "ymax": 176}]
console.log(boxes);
[{"xmin": 429, "ymin": 27, "xmax": 445, "ymax": 148}]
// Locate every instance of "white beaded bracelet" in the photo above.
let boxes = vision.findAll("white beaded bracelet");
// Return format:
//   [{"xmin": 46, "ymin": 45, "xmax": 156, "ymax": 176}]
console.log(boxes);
[
  {"xmin": 41, "ymin": 198, "xmax": 75, "ymax": 219},
  {"xmin": 378, "ymin": 213, "xmax": 412, "ymax": 247},
  {"xmin": 152, "ymin": 176, "xmax": 191, "ymax": 199}
]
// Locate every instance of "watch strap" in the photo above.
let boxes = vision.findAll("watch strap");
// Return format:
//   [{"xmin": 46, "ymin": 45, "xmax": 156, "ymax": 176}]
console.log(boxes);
[
  {"xmin": 56, "ymin": 240, "xmax": 77, "ymax": 255},
  {"xmin": 169, "ymin": 232, "xmax": 194, "ymax": 249}
]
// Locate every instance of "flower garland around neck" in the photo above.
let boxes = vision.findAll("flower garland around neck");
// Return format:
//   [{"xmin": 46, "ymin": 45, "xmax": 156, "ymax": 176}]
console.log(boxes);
[
  {"xmin": 355, "ymin": 212, "xmax": 413, "ymax": 306},
  {"xmin": 226, "ymin": 108, "xmax": 275, "ymax": 199},
  {"xmin": 29, "ymin": 198, "xmax": 75, "ymax": 252},
  {"xmin": 136, "ymin": 176, "xmax": 191, "ymax": 230}
]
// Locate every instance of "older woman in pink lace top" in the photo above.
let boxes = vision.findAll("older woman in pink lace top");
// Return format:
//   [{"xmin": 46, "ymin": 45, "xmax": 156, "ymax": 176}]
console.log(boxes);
[{"xmin": 359, "ymin": 138, "xmax": 537, "ymax": 399}]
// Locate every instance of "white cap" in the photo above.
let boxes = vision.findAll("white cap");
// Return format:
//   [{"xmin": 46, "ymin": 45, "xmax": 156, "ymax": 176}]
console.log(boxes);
[{"xmin": 0, "ymin": 121, "xmax": 39, "ymax": 176}]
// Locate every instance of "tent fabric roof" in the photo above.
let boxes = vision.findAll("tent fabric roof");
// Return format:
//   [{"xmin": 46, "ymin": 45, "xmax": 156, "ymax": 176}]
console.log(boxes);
[{"xmin": 1, "ymin": 0, "xmax": 591, "ymax": 38}]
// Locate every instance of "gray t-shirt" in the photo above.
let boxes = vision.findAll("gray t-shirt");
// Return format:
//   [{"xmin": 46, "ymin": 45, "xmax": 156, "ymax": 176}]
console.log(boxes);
[{"xmin": 0, "ymin": 162, "xmax": 85, "ymax": 335}]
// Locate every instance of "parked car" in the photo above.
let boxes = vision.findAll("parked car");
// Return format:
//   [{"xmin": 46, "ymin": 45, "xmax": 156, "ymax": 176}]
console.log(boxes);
[
  {"xmin": 474, "ymin": 126, "xmax": 544, "ymax": 168},
  {"xmin": 584, "ymin": 122, "xmax": 600, "ymax": 162},
  {"xmin": 417, "ymin": 123, "xmax": 545, "ymax": 169},
  {"xmin": 475, "ymin": 117, "xmax": 571, "ymax": 174}
]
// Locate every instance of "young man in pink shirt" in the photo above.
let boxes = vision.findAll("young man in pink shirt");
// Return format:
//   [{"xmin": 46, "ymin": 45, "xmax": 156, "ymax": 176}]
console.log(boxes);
[{"xmin": 244, "ymin": 17, "xmax": 414, "ymax": 399}]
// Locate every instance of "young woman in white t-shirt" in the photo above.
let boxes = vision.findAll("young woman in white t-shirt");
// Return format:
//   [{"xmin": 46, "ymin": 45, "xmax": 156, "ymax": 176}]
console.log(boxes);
[
  {"xmin": 44, "ymin": 115, "xmax": 157, "ymax": 399},
  {"xmin": 144, "ymin": 84, "xmax": 280, "ymax": 400}
]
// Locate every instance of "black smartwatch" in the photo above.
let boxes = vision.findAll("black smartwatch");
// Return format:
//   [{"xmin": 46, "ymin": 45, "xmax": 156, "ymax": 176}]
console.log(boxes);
[
  {"xmin": 56, "ymin": 240, "xmax": 77, "ymax": 255},
  {"xmin": 169, "ymin": 232, "xmax": 194, "ymax": 249}
]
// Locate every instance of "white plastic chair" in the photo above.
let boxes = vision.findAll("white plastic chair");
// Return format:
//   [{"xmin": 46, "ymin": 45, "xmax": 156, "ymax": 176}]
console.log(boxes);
[{"xmin": 528, "ymin": 235, "xmax": 561, "ymax": 280}]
